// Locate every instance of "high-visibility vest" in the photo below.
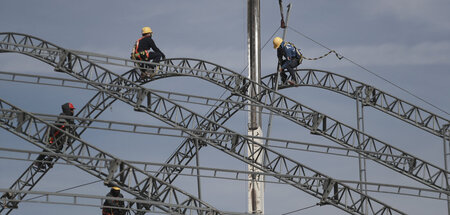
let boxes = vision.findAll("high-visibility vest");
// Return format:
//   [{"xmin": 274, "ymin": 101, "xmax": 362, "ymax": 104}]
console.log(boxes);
[{"xmin": 132, "ymin": 36, "xmax": 150, "ymax": 61}]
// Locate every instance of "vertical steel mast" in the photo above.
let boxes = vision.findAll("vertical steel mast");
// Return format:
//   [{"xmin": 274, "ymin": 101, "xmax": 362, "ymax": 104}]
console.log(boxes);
[{"xmin": 247, "ymin": 0, "xmax": 264, "ymax": 214}]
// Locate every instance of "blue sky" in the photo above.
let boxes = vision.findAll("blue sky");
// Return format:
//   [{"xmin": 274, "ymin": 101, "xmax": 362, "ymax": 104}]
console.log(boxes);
[{"xmin": 1, "ymin": 0, "xmax": 450, "ymax": 214}]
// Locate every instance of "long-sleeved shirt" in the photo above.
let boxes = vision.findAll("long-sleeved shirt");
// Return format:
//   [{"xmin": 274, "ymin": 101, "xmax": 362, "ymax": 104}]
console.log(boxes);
[{"xmin": 137, "ymin": 35, "xmax": 163, "ymax": 55}]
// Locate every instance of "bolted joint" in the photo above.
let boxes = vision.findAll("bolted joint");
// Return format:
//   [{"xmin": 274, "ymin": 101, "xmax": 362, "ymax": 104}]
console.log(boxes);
[
  {"xmin": 134, "ymin": 88, "xmax": 146, "ymax": 111},
  {"xmin": 321, "ymin": 178, "xmax": 336, "ymax": 203},
  {"xmin": 364, "ymin": 86, "xmax": 376, "ymax": 105},
  {"xmin": 14, "ymin": 112, "xmax": 27, "ymax": 133},
  {"xmin": 230, "ymin": 134, "xmax": 240, "ymax": 152},
  {"xmin": 407, "ymin": 157, "xmax": 417, "ymax": 174},
  {"xmin": 310, "ymin": 112, "xmax": 325, "ymax": 135},
  {"xmin": 54, "ymin": 50, "xmax": 70, "ymax": 73},
  {"xmin": 1, "ymin": 192, "xmax": 18, "ymax": 209},
  {"xmin": 104, "ymin": 159, "xmax": 121, "ymax": 186},
  {"xmin": 442, "ymin": 124, "xmax": 450, "ymax": 137}
]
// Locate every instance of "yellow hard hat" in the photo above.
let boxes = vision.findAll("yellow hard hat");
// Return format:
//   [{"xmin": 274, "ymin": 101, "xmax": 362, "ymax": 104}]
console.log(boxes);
[
  {"xmin": 142, "ymin": 27, "xmax": 152, "ymax": 34},
  {"xmin": 112, "ymin": 186, "xmax": 120, "ymax": 191},
  {"xmin": 273, "ymin": 37, "xmax": 283, "ymax": 49}
]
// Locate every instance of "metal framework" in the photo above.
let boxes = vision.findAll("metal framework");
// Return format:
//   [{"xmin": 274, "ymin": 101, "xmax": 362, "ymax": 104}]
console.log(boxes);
[
  {"xmin": 262, "ymin": 69, "xmax": 450, "ymax": 140},
  {"xmin": 0, "ymin": 189, "xmax": 239, "ymax": 215},
  {"xmin": 1, "ymin": 147, "xmax": 449, "ymax": 202},
  {"xmin": 0, "ymin": 33, "xmax": 408, "ymax": 214},
  {"xmin": 0, "ymin": 111, "xmax": 425, "ymax": 163},
  {"xmin": 0, "ymin": 99, "xmax": 221, "ymax": 214}
]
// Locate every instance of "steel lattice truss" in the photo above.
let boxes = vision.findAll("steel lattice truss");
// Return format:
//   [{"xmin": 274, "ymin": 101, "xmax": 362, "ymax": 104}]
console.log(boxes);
[
  {"xmin": 0, "ymin": 99, "xmax": 221, "ymax": 215},
  {"xmin": 262, "ymin": 70, "xmax": 450, "ymax": 139},
  {"xmin": 0, "ymin": 32, "xmax": 448, "ymax": 214}
]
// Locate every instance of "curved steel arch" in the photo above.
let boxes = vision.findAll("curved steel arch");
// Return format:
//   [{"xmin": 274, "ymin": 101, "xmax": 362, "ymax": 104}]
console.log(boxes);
[
  {"xmin": 0, "ymin": 99, "xmax": 221, "ymax": 215},
  {"xmin": 0, "ymin": 32, "xmax": 447, "ymax": 192},
  {"xmin": 0, "ymin": 32, "xmax": 248, "ymax": 213},
  {"xmin": 262, "ymin": 69, "xmax": 450, "ymax": 139},
  {"xmin": 3, "ymin": 32, "xmax": 448, "ymax": 140},
  {"xmin": 123, "ymin": 57, "xmax": 450, "ymax": 192},
  {"xmin": 0, "ymin": 32, "xmax": 404, "ymax": 215}
]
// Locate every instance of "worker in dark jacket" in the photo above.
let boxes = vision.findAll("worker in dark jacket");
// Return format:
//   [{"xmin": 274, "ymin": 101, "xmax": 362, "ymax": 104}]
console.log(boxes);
[
  {"xmin": 273, "ymin": 37, "xmax": 302, "ymax": 85},
  {"xmin": 132, "ymin": 26, "xmax": 166, "ymax": 79},
  {"xmin": 102, "ymin": 187, "xmax": 126, "ymax": 215},
  {"xmin": 34, "ymin": 102, "xmax": 76, "ymax": 169}
]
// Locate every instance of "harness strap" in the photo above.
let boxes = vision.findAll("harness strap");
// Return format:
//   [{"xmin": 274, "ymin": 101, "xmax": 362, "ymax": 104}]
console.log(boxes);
[
  {"xmin": 133, "ymin": 36, "xmax": 151, "ymax": 60},
  {"xmin": 49, "ymin": 124, "xmax": 65, "ymax": 144}
]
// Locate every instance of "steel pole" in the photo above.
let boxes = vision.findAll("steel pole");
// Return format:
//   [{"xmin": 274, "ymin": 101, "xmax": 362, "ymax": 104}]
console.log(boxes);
[
  {"xmin": 194, "ymin": 139, "xmax": 202, "ymax": 200},
  {"xmin": 356, "ymin": 86, "xmax": 368, "ymax": 214},
  {"xmin": 443, "ymin": 124, "xmax": 450, "ymax": 215},
  {"xmin": 247, "ymin": 0, "xmax": 263, "ymax": 214}
]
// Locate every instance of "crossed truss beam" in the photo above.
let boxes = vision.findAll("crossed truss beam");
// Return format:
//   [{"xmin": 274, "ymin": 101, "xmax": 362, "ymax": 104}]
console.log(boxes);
[
  {"xmin": 262, "ymin": 70, "xmax": 450, "ymax": 140},
  {"xmin": 0, "ymin": 111, "xmax": 420, "ymax": 162},
  {"xmin": 0, "ymin": 32, "xmax": 406, "ymax": 214},
  {"xmin": 0, "ymin": 189, "xmax": 239, "ymax": 215},
  {"xmin": 0, "ymin": 70, "xmax": 311, "ymax": 116},
  {"xmin": 3, "ymin": 34, "xmax": 448, "ymax": 139},
  {"xmin": 0, "ymin": 99, "xmax": 221, "ymax": 214},
  {"xmin": 1, "ymin": 147, "xmax": 449, "ymax": 202},
  {"xmin": 0, "ymin": 72, "xmax": 444, "ymax": 163},
  {"xmin": 4, "ymin": 37, "xmax": 445, "ymax": 140},
  {"xmin": 1, "ymin": 33, "xmax": 448, "ymax": 192}
]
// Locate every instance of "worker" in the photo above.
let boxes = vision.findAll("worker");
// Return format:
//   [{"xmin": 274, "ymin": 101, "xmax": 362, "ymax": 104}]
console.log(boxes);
[
  {"xmin": 34, "ymin": 102, "xmax": 76, "ymax": 169},
  {"xmin": 102, "ymin": 186, "xmax": 126, "ymax": 215},
  {"xmin": 131, "ymin": 26, "xmax": 166, "ymax": 79},
  {"xmin": 273, "ymin": 37, "xmax": 302, "ymax": 85}
]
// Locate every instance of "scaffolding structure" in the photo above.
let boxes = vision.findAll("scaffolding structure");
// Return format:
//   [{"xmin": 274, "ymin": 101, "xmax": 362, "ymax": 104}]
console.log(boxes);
[{"xmin": 0, "ymin": 25, "xmax": 449, "ymax": 215}]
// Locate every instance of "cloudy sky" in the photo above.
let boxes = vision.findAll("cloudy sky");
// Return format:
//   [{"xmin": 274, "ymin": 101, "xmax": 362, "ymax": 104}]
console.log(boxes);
[{"xmin": 1, "ymin": 0, "xmax": 450, "ymax": 214}]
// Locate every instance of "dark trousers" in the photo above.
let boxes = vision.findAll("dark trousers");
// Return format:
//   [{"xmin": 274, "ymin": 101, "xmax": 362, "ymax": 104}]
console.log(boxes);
[
  {"xmin": 280, "ymin": 58, "xmax": 300, "ymax": 83},
  {"xmin": 34, "ymin": 141, "xmax": 64, "ymax": 168},
  {"xmin": 139, "ymin": 52, "xmax": 162, "ymax": 73},
  {"xmin": 147, "ymin": 52, "xmax": 162, "ymax": 64}
]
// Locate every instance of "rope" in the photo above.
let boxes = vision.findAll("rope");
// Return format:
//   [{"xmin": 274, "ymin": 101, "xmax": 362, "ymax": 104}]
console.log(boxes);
[
  {"xmin": 288, "ymin": 26, "xmax": 450, "ymax": 116},
  {"xmin": 280, "ymin": 204, "xmax": 318, "ymax": 215},
  {"xmin": 302, "ymin": 49, "xmax": 343, "ymax": 61}
]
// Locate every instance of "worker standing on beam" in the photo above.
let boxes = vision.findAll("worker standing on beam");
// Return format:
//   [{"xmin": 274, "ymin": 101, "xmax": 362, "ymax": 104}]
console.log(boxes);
[
  {"xmin": 273, "ymin": 37, "xmax": 302, "ymax": 85},
  {"xmin": 34, "ymin": 102, "xmax": 76, "ymax": 169},
  {"xmin": 131, "ymin": 26, "xmax": 166, "ymax": 79}
]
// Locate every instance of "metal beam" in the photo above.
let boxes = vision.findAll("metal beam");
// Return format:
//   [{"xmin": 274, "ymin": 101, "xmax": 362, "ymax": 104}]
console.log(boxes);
[
  {"xmin": 262, "ymin": 69, "xmax": 450, "ymax": 140},
  {"xmin": 0, "ymin": 99, "xmax": 221, "ymax": 214},
  {"xmin": 0, "ymin": 33, "xmax": 406, "ymax": 214},
  {"xmin": 2, "ymin": 36, "xmax": 448, "ymax": 141},
  {"xmin": 0, "ymin": 188, "xmax": 244, "ymax": 215},
  {"xmin": 1, "ymin": 147, "xmax": 448, "ymax": 202}
]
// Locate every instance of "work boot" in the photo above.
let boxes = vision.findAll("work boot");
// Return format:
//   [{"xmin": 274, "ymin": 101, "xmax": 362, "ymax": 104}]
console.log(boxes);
[{"xmin": 44, "ymin": 157, "xmax": 54, "ymax": 168}]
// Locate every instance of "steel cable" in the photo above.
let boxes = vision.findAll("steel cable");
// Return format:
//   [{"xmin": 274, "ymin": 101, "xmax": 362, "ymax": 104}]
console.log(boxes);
[{"xmin": 288, "ymin": 26, "xmax": 450, "ymax": 116}]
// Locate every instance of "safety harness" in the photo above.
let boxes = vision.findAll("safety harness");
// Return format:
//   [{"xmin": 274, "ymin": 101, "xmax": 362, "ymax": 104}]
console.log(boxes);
[
  {"xmin": 131, "ymin": 36, "xmax": 150, "ymax": 61},
  {"xmin": 283, "ymin": 42, "xmax": 303, "ymax": 65},
  {"xmin": 284, "ymin": 41, "xmax": 343, "ymax": 63},
  {"xmin": 49, "ymin": 124, "xmax": 65, "ymax": 144}
]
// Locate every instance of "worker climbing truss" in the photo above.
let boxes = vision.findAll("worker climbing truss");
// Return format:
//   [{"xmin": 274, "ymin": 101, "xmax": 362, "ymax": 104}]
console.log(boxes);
[{"xmin": 0, "ymin": 32, "xmax": 449, "ymax": 214}]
